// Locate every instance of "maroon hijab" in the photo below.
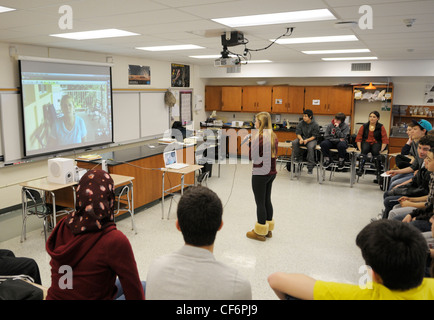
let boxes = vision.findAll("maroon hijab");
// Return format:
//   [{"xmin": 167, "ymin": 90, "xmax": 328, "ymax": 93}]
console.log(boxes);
[{"xmin": 67, "ymin": 169, "xmax": 115, "ymax": 235}]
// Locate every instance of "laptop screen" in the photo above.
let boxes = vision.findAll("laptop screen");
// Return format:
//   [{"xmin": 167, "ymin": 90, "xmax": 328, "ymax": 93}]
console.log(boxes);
[{"xmin": 163, "ymin": 151, "xmax": 177, "ymax": 167}]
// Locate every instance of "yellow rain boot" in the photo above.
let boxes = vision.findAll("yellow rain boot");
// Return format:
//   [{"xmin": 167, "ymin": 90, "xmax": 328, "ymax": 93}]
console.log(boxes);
[
  {"xmin": 246, "ymin": 222, "xmax": 268, "ymax": 241},
  {"xmin": 266, "ymin": 219, "xmax": 274, "ymax": 238}
]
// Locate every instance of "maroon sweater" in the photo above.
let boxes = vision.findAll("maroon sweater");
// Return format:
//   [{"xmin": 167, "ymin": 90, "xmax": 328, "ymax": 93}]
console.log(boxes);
[
  {"xmin": 46, "ymin": 218, "xmax": 145, "ymax": 300},
  {"xmin": 249, "ymin": 134, "xmax": 278, "ymax": 175}
]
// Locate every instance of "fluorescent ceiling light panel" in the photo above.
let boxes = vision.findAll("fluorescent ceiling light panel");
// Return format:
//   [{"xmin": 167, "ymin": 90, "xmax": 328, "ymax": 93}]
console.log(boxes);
[
  {"xmin": 212, "ymin": 9, "xmax": 336, "ymax": 27},
  {"xmin": 50, "ymin": 29, "xmax": 139, "ymax": 40},
  {"xmin": 275, "ymin": 35, "xmax": 358, "ymax": 44},
  {"xmin": 189, "ymin": 55, "xmax": 221, "ymax": 59},
  {"xmin": 0, "ymin": 6, "xmax": 16, "ymax": 13},
  {"xmin": 245, "ymin": 60, "xmax": 272, "ymax": 64},
  {"xmin": 137, "ymin": 44, "xmax": 204, "ymax": 51},
  {"xmin": 302, "ymin": 49, "xmax": 370, "ymax": 55},
  {"xmin": 322, "ymin": 57, "xmax": 378, "ymax": 61}
]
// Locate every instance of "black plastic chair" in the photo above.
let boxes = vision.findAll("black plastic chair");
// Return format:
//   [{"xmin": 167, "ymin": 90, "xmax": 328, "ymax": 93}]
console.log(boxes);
[{"xmin": 21, "ymin": 188, "xmax": 51, "ymax": 243}]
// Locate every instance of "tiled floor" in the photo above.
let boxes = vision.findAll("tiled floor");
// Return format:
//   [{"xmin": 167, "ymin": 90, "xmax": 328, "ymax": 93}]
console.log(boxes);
[{"xmin": 0, "ymin": 161, "xmax": 384, "ymax": 299}]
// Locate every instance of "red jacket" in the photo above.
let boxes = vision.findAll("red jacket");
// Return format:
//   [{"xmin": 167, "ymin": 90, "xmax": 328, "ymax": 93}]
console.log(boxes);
[{"xmin": 46, "ymin": 218, "xmax": 145, "ymax": 300}]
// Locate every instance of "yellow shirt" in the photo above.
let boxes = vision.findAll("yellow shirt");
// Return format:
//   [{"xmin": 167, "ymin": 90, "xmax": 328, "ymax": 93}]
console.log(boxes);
[{"xmin": 314, "ymin": 278, "xmax": 434, "ymax": 300}]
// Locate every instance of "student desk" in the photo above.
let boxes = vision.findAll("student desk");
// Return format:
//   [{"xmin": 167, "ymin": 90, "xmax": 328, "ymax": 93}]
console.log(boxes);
[
  {"xmin": 19, "ymin": 178, "xmax": 77, "ymax": 229},
  {"xmin": 19, "ymin": 174, "xmax": 135, "ymax": 233},
  {"xmin": 161, "ymin": 164, "xmax": 203, "ymax": 220}
]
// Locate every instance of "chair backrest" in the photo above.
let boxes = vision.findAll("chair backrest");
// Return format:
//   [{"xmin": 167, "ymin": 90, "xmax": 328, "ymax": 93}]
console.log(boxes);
[
  {"xmin": 24, "ymin": 188, "xmax": 42, "ymax": 204},
  {"xmin": 114, "ymin": 185, "xmax": 129, "ymax": 197}
]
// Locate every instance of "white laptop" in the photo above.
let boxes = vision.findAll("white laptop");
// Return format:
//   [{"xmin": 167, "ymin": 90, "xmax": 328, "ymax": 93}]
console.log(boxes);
[{"xmin": 163, "ymin": 150, "xmax": 188, "ymax": 169}]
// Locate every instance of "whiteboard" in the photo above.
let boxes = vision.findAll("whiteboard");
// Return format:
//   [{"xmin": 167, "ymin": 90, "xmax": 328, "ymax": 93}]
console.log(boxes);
[
  {"xmin": 139, "ymin": 91, "xmax": 169, "ymax": 139},
  {"xmin": 0, "ymin": 93, "xmax": 23, "ymax": 162},
  {"xmin": 113, "ymin": 92, "xmax": 141, "ymax": 143}
]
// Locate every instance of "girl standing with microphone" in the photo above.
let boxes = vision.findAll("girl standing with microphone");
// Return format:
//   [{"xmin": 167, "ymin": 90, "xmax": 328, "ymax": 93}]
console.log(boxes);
[{"xmin": 246, "ymin": 112, "xmax": 279, "ymax": 241}]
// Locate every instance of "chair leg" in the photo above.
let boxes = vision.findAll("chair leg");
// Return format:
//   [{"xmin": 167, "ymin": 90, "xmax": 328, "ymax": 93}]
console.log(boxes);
[
  {"xmin": 127, "ymin": 190, "xmax": 137, "ymax": 234},
  {"xmin": 43, "ymin": 216, "xmax": 48, "ymax": 243},
  {"xmin": 21, "ymin": 215, "xmax": 28, "ymax": 243}
]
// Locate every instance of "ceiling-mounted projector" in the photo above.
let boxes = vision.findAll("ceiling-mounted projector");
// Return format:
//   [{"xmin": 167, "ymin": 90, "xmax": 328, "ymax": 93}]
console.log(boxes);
[{"xmin": 214, "ymin": 57, "xmax": 240, "ymax": 67}]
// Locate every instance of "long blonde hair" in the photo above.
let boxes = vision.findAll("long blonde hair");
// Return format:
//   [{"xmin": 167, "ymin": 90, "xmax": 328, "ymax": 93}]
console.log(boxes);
[{"xmin": 255, "ymin": 112, "xmax": 277, "ymax": 157}]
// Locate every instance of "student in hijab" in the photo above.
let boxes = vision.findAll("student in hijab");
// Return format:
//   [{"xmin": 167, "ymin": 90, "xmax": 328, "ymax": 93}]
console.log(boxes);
[{"xmin": 46, "ymin": 170, "xmax": 145, "ymax": 300}]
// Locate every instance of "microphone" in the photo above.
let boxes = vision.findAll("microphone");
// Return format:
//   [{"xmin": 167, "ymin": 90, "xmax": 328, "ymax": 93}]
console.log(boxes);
[{"xmin": 241, "ymin": 134, "xmax": 251, "ymax": 146}]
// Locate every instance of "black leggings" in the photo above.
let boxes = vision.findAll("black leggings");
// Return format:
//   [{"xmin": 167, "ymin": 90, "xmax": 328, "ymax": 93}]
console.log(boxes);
[
  {"xmin": 360, "ymin": 141, "xmax": 381, "ymax": 156},
  {"xmin": 251, "ymin": 174, "xmax": 276, "ymax": 225}
]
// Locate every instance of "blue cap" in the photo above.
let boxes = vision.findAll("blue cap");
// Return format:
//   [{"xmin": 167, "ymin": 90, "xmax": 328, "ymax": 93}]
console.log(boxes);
[{"xmin": 412, "ymin": 119, "xmax": 432, "ymax": 132}]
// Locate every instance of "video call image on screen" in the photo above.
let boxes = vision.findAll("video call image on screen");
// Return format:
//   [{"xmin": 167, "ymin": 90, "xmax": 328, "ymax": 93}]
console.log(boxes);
[{"xmin": 20, "ymin": 60, "xmax": 113, "ymax": 157}]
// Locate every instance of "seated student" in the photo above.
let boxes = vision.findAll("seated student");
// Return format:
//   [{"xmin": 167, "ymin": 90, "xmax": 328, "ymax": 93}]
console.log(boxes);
[
  {"xmin": 355, "ymin": 111, "xmax": 389, "ymax": 180},
  {"xmin": 380, "ymin": 135, "xmax": 434, "ymax": 219},
  {"xmin": 268, "ymin": 219, "xmax": 434, "ymax": 300},
  {"xmin": 46, "ymin": 170, "xmax": 145, "ymax": 300},
  {"xmin": 146, "ymin": 186, "xmax": 252, "ymax": 300},
  {"xmin": 381, "ymin": 161, "xmax": 430, "ymax": 220},
  {"xmin": 395, "ymin": 123, "xmax": 415, "ymax": 169},
  {"xmin": 391, "ymin": 148, "xmax": 434, "ymax": 233},
  {"xmin": 387, "ymin": 119, "xmax": 432, "ymax": 190},
  {"xmin": 292, "ymin": 109, "xmax": 320, "ymax": 174},
  {"xmin": 389, "ymin": 147, "xmax": 434, "ymax": 221},
  {"xmin": 321, "ymin": 112, "xmax": 350, "ymax": 170}
]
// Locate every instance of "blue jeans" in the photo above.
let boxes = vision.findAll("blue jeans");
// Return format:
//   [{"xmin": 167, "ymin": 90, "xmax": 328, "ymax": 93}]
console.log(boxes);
[
  {"xmin": 115, "ymin": 278, "xmax": 146, "ymax": 300},
  {"xmin": 388, "ymin": 173, "xmax": 413, "ymax": 191}
]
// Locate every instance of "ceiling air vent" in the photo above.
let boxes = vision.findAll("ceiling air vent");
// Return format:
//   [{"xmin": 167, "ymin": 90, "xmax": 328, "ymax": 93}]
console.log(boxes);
[{"xmin": 351, "ymin": 63, "xmax": 371, "ymax": 71}]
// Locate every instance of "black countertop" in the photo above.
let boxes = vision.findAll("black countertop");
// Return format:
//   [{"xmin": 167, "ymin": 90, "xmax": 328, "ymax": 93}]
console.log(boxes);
[
  {"xmin": 79, "ymin": 143, "xmax": 190, "ymax": 166},
  {"xmin": 201, "ymin": 124, "xmax": 296, "ymax": 132}
]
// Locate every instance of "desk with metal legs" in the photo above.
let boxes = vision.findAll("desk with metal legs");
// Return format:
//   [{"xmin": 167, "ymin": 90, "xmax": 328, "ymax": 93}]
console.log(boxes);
[
  {"xmin": 161, "ymin": 164, "xmax": 203, "ymax": 220},
  {"xmin": 20, "ymin": 174, "xmax": 136, "ymax": 241},
  {"xmin": 19, "ymin": 178, "xmax": 77, "ymax": 242},
  {"xmin": 319, "ymin": 147, "xmax": 357, "ymax": 187}
]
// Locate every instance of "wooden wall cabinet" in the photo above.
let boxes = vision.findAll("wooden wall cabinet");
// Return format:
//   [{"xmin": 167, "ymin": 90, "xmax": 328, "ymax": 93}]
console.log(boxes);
[
  {"xmin": 272, "ymin": 86, "xmax": 304, "ymax": 114},
  {"xmin": 304, "ymin": 86, "xmax": 352, "ymax": 115},
  {"xmin": 205, "ymin": 86, "xmax": 222, "ymax": 111},
  {"xmin": 221, "ymin": 86, "xmax": 243, "ymax": 111},
  {"xmin": 205, "ymin": 85, "xmax": 353, "ymax": 116},
  {"xmin": 242, "ymin": 86, "xmax": 272, "ymax": 112}
]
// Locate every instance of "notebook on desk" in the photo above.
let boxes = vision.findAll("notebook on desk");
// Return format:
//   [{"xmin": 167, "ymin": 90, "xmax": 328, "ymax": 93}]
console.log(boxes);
[{"xmin": 163, "ymin": 151, "xmax": 188, "ymax": 169}]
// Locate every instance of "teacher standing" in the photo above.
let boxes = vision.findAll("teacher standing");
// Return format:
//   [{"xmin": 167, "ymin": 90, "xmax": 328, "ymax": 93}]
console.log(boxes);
[{"xmin": 246, "ymin": 112, "xmax": 279, "ymax": 242}]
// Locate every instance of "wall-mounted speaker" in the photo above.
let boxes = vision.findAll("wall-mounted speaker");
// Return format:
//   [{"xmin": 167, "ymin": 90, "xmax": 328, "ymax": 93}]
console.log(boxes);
[{"xmin": 48, "ymin": 158, "xmax": 75, "ymax": 184}]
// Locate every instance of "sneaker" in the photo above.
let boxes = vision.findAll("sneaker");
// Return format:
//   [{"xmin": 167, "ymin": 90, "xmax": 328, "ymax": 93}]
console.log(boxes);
[
  {"xmin": 307, "ymin": 168, "xmax": 313, "ymax": 174},
  {"xmin": 323, "ymin": 159, "xmax": 332, "ymax": 168},
  {"xmin": 370, "ymin": 212, "xmax": 383, "ymax": 222},
  {"xmin": 338, "ymin": 160, "xmax": 345, "ymax": 170}
]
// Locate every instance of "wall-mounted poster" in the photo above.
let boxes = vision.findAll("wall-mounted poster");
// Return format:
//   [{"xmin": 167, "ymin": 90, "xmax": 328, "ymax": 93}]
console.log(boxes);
[
  {"xmin": 424, "ymin": 83, "xmax": 434, "ymax": 105},
  {"xmin": 171, "ymin": 63, "xmax": 190, "ymax": 87},
  {"xmin": 128, "ymin": 65, "xmax": 150, "ymax": 85}
]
